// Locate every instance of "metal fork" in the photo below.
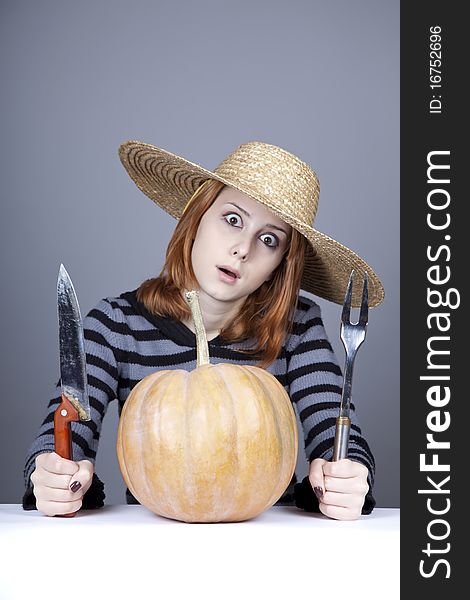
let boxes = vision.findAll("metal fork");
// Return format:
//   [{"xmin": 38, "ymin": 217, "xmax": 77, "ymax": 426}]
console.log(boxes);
[{"xmin": 332, "ymin": 270, "xmax": 369, "ymax": 461}]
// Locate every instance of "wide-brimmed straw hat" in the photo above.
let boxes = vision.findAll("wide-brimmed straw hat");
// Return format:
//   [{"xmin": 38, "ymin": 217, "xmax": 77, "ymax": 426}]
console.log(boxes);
[{"xmin": 118, "ymin": 140, "xmax": 384, "ymax": 307}]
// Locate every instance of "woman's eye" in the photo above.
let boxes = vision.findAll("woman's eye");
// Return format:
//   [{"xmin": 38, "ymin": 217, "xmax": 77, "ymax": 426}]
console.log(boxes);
[
  {"xmin": 260, "ymin": 233, "xmax": 279, "ymax": 248},
  {"xmin": 224, "ymin": 213, "xmax": 242, "ymax": 227},
  {"xmin": 223, "ymin": 213, "xmax": 279, "ymax": 248}
]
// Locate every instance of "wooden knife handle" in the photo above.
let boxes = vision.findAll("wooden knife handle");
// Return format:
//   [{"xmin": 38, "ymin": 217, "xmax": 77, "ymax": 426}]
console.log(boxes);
[{"xmin": 54, "ymin": 393, "xmax": 79, "ymax": 518}]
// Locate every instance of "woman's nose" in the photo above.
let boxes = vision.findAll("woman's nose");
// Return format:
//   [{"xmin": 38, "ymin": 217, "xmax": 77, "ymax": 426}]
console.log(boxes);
[
  {"xmin": 231, "ymin": 248, "xmax": 247, "ymax": 260},
  {"xmin": 230, "ymin": 238, "xmax": 251, "ymax": 260}
]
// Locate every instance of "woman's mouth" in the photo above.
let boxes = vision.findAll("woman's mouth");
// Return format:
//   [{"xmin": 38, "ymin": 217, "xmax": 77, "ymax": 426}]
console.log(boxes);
[{"xmin": 217, "ymin": 266, "xmax": 239, "ymax": 284}]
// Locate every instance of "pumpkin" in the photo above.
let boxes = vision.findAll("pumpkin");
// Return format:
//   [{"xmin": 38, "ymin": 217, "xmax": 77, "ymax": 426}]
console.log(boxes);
[{"xmin": 116, "ymin": 290, "xmax": 298, "ymax": 523}]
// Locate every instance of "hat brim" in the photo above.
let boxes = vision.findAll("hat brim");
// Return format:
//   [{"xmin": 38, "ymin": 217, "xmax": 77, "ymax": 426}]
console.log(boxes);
[{"xmin": 119, "ymin": 140, "xmax": 384, "ymax": 308}]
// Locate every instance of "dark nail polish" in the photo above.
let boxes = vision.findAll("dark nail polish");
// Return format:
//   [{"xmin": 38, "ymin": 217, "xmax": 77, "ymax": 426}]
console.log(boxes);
[
  {"xmin": 313, "ymin": 486, "xmax": 323, "ymax": 499},
  {"xmin": 70, "ymin": 481, "xmax": 82, "ymax": 493}
]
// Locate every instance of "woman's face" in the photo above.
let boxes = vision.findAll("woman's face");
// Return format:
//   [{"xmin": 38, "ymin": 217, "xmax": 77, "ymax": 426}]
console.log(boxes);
[{"xmin": 191, "ymin": 186, "xmax": 292, "ymax": 304}]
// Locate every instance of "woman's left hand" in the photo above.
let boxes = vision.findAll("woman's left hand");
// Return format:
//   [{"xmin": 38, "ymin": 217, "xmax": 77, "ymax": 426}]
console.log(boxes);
[{"xmin": 308, "ymin": 458, "xmax": 369, "ymax": 521}]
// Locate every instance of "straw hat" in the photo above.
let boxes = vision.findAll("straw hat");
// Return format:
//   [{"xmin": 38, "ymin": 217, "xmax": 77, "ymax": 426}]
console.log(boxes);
[{"xmin": 118, "ymin": 140, "xmax": 384, "ymax": 307}]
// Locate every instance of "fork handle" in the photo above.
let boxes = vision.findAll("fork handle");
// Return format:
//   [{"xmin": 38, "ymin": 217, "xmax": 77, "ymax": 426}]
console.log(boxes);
[{"xmin": 332, "ymin": 416, "xmax": 351, "ymax": 461}]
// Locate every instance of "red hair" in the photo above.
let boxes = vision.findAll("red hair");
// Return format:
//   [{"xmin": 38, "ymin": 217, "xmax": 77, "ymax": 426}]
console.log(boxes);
[{"xmin": 137, "ymin": 179, "xmax": 309, "ymax": 368}]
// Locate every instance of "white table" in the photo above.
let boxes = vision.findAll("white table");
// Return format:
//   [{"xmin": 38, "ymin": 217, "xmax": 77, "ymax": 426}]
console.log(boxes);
[{"xmin": 0, "ymin": 505, "xmax": 399, "ymax": 600}]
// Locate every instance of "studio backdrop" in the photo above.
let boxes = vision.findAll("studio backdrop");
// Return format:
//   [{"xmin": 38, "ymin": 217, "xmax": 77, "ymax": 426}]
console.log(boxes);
[{"xmin": 0, "ymin": 0, "xmax": 399, "ymax": 507}]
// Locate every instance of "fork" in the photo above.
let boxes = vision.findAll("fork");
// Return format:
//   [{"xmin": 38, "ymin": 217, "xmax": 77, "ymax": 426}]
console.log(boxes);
[{"xmin": 332, "ymin": 270, "xmax": 369, "ymax": 461}]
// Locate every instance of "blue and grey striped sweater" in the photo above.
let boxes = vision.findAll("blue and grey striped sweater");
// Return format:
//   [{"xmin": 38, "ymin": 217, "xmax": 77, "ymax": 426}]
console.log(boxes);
[{"xmin": 22, "ymin": 289, "xmax": 376, "ymax": 513}]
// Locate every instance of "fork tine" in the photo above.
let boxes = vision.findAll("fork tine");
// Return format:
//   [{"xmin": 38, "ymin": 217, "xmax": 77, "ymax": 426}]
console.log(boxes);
[
  {"xmin": 341, "ymin": 270, "xmax": 354, "ymax": 324},
  {"xmin": 359, "ymin": 272, "xmax": 369, "ymax": 326}
]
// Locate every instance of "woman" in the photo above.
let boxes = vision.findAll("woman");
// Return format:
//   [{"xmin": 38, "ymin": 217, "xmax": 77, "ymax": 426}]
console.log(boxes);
[{"xmin": 23, "ymin": 140, "xmax": 384, "ymax": 520}]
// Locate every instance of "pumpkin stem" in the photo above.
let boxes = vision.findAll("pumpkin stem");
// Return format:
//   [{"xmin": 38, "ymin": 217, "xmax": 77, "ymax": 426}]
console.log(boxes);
[{"xmin": 185, "ymin": 290, "xmax": 210, "ymax": 366}]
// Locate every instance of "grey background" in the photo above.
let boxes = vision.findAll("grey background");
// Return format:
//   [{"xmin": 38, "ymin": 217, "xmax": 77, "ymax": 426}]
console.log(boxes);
[{"xmin": 0, "ymin": 0, "xmax": 399, "ymax": 507}]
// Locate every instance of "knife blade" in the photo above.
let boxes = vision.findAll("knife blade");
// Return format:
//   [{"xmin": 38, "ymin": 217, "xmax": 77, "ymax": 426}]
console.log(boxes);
[{"xmin": 54, "ymin": 263, "xmax": 91, "ymax": 516}]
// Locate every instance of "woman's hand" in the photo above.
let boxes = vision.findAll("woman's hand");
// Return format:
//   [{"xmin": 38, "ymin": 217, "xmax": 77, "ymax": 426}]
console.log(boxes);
[
  {"xmin": 30, "ymin": 452, "xmax": 94, "ymax": 516},
  {"xmin": 308, "ymin": 458, "xmax": 369, "ymax": 521}
]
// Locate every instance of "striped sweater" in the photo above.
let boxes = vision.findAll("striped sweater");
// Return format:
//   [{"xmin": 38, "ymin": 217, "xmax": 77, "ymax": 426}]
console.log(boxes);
[{"xmin": 22, "ymin": 289, "xmax": 376, "ymax": 512}]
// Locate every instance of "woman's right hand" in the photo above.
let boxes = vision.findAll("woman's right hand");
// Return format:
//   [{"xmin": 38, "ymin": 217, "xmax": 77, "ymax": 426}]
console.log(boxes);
[{"xmin": 30, "ymin": 452, "xmax": 94, "ymax": 516}]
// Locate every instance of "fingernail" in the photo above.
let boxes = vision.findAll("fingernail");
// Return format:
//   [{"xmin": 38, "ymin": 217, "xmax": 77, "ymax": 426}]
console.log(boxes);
[
  {"xmin": 70, "ymin": 481, "xmax": 82, "ymax": 493},
  {"xmin": 313, "ymin": 486, "xmax": 323, "ymax": 499}
]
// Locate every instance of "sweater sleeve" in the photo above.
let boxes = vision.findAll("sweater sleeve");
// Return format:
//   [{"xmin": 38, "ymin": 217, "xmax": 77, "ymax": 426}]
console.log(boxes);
[
  {"xmin": 287, "ymin": 298, "xmax": 376, "ymax": 514},
  {"xmin": 22, "ymin": 297, "xmax": 121, "ymax": 510}
]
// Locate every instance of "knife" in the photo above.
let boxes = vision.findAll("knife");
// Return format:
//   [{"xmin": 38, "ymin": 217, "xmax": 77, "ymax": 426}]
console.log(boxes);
[{"xmin": 54, "ymin": 263, "xmax": 91, "ymax": 517}]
